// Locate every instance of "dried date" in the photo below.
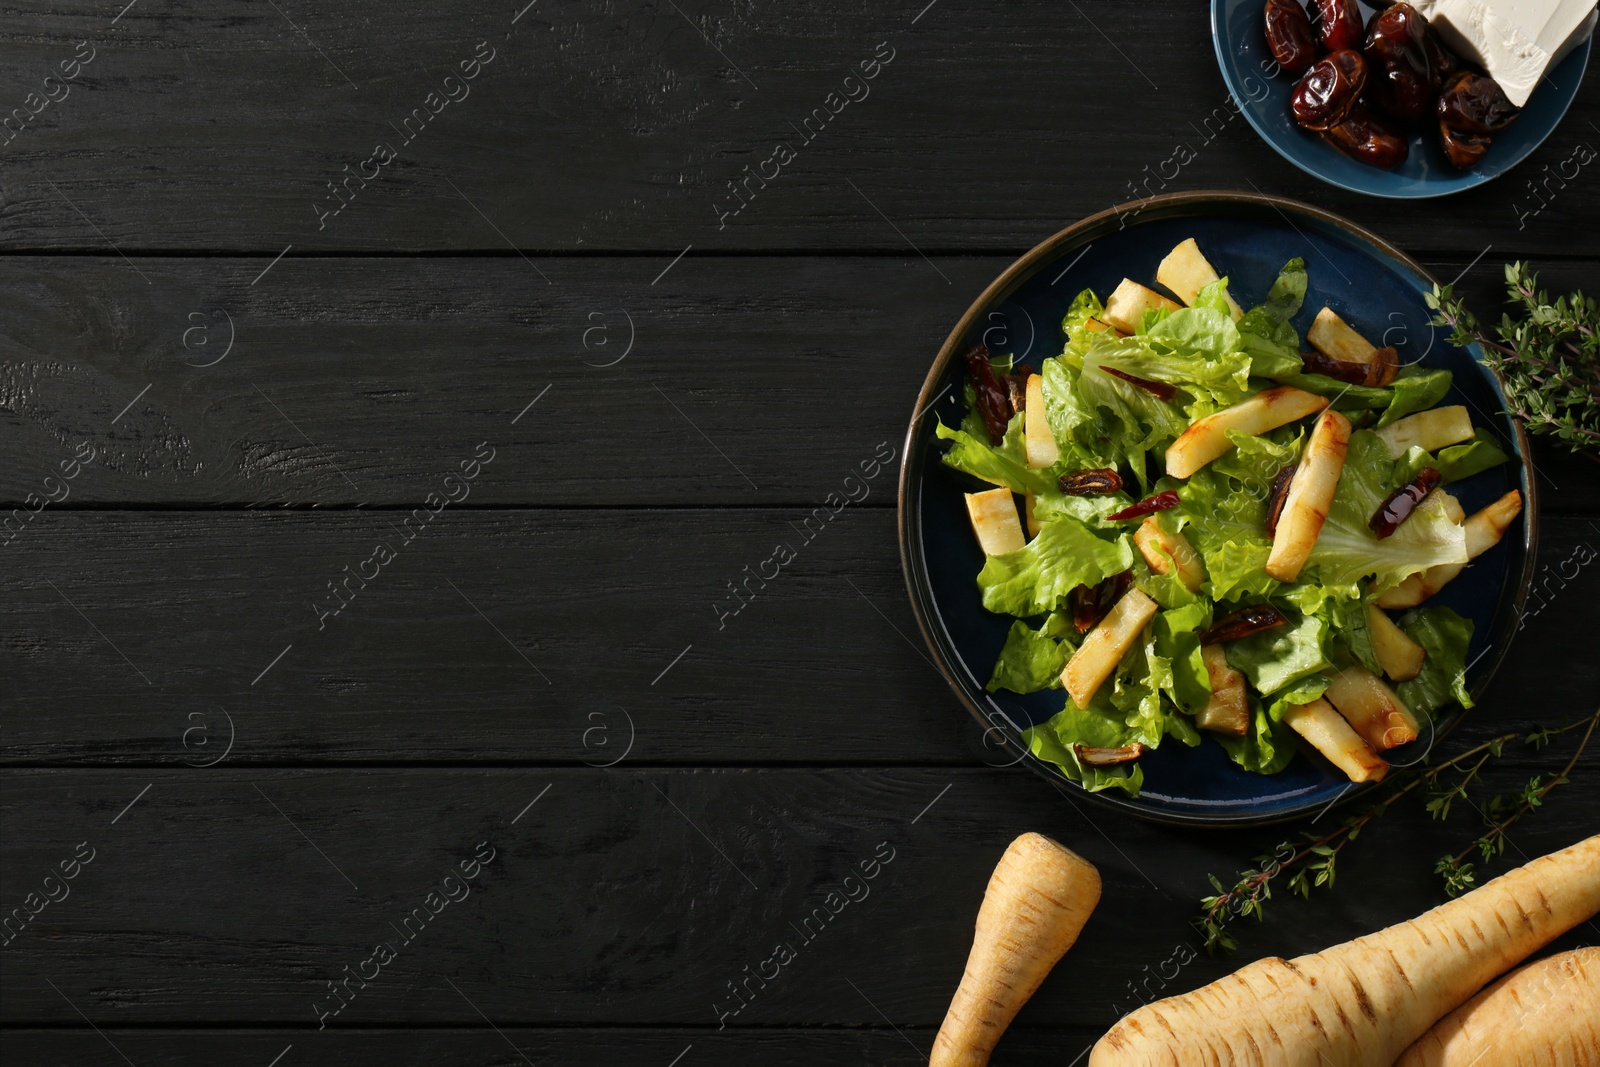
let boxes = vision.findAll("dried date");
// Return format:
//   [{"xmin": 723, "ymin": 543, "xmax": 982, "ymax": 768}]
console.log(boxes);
[
  {"xmin": 963, "ymin": 344, "xmax": 1012, "ymax": 446},
  {"xmin": 1439, "ymin": 122, "xmax": 1492, "ymax": 169},
  {"xmin": 1059, "ymin": 467, "xmax": 1125, "ymax": 497},
  {"xmin": 1106, "ymin": 491, "xmax": 1180, "ymax": 522},
  {"xmin": 1073, "ymin": 742, "xmax": 1146, "ymax": 766},
  {"xmin": 1370, "ymin": 466, "xmax": 1441, "ymax": 539},
  {"xmin": 1265, "ymin": 464, "xmax": 1297, "ymax": 537},
  {"xmin": 1301, "ymin": 346, "xmax": 1399, "ymax": 387},
  {"xmin": 1438, "ymin": 71, "xmax": 1519, "ymax": 134},
  {"xmin": 1323, "ymin": 108, "xmax": 1409, "ymax": 169},
  {"xmin": 1364, "ymin": 3, "xmax": 1437, "ymax": 126},
  {"xmin": 1265, "ymin": 0, "xmax": 1319, "ymax": 75},
  {"xmin": 1201, "ymin": 603, "xmax": 1290, "ymax": 644},
  {"xmin": 1313, "ymin": 0, "xmax": 1363, "ymax": 52},
  {"xmin": 1291, "ymin": 50, "xmax": 1368, "ymax": 131}
]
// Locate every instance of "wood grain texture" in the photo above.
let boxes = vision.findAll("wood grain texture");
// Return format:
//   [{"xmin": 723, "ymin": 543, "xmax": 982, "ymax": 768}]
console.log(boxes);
[
  {"xmin": 0, "ymin": 1027, "xmax": 1104, "ymax": 1066},
  {"xmin": 0, "ymin": 2, "xmax": 1594, "ymax": 256},
  {"xmin": 2, "ymin": 255, "xmax": 1595, "ymax": 508},
  {"xmin": 1, "ymin": 766, "xmax": 1594, "ymax": 1027},
  {"xmin": 3, "ymin": 511, "xmax": 1595, "ymax": 765}
]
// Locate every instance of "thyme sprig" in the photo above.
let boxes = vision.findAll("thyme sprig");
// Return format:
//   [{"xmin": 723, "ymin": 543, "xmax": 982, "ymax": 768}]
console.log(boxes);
[
  {"xmin": 1197, "ymin": 707, "xmax": 1600, "ymax": 954},
  {"xmin": 1428, "ymin": 262, "xmax": 1600, "ymax": 459}
]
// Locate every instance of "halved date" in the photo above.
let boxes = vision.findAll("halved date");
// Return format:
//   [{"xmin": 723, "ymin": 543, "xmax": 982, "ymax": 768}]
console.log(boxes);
[
  {"xmin": 1073, "ymin": 742, "xmax": 1146, "ymax": 766},
  {"xmin": 963, "ymin": 344, "xmax": 1012, "ymax": 445},
  {"xmin": 1292, "ymin": 50, "xmax": 1367, "ymax": 131},
  {"xmin": 1059, "ymin": 467, "xmax": 1125, "ymax": 496},
  {"xmin": 1265, "ymin": 464, "xmax": 1297, "ymax": 537},
  {"xmin": 1313, "ymin": 0, "xmax": 1363, "ymax": 52},
  {"xmin": 1106, "ymin": 491, "xmax": 1179, "ymax": 521},
  {"xmin": 1301, "ymin": 346, "xmax": 1399, "ymax": 386},
  {"xmin": 1201, "ymin": 603, "xmax": 1290, "ymax": 644},
  {"xmin": 1370, "ymin": 466, "xmax": 1441, "ymax": 539},
  {"xmin": 1072, "ymin": 570, "xmax": 1132, "ymax": 633},
  {"xmin": 1102, "ymin": 365, "xmax": 1177, "ymax": 401},
  {"xmin": 1265, "ymin": 0, "xmax": 1319, "ymax": 75},
  {"xmin": 1323, "ymin": 108, "xmax": 1409, "ymax": 169}
]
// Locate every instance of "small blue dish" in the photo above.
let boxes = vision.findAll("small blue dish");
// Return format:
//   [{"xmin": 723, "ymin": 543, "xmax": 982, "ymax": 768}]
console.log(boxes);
[
  {"xmin": 1212, "ymin": 0, "xmax": 1592, "ymax": 198},
  {"xmin": 897, "ymin": 191, "xmax": 1537, "ymax": 826}
]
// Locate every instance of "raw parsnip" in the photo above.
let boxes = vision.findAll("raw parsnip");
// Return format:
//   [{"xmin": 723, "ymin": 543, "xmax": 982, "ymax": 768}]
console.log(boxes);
[
  {"xmin": 1091, "ymin": 834, "xmax": 1600, "ymax": 1066},
  {"xmin": 1397, "ymin": 947, "xmax": 1600, "ymax": 1066},
  {"xmin": 931, "ymin": 833, "xmax": 1101, "ymax": 1067}
]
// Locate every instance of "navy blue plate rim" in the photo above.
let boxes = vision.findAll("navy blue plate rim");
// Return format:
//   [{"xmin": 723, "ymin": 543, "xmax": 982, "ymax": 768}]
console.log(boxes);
[
  {"xmin": 1210, "ymin": 0, "xmax": 1593, "ymax": 200},
  {"xmin": 896, "ymin": 189, "xmax": 1539, "ymax": 828}
]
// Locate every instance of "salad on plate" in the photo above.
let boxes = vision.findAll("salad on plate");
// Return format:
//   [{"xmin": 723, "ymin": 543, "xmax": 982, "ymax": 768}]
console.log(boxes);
[{"xmin": 939, "ymin": 237, "xmax": 1523, "ymax": 796}]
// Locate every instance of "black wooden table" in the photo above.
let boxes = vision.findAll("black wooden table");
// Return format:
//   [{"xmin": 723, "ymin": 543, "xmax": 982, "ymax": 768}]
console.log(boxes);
[{"xmin": 2, "ymin": 3, "xmax": 1597, "ymax": 1064}]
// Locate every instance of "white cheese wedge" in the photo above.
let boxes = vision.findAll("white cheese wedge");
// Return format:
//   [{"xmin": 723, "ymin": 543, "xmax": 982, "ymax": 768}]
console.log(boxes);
[{"xmin": 1415, "ymin": 0, "xmax": 1598, "ymax": 108}]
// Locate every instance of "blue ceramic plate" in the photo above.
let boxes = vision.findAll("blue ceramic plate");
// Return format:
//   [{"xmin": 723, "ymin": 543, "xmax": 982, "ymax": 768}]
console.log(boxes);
[
  {"xmin": 898, "ymin": 191, "xmax": 1537, "ymax": 826},
  {"xmin": 1212, "ymin": 0, "xmax": 1592, "ymax": 197}
]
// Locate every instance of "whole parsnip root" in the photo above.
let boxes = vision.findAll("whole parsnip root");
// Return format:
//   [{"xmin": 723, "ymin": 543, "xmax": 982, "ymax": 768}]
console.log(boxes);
[
  {"xmin": 931, "ymin": 833, "xmax": 1102, "ymax": 1067},
  {"xmin": 1090, "ymin": 834, "xmax": 1600, "ymax": 1066},
  {"xmin": 1397, "ymin": 947, "xmax": 1600, "ymax": 1066}
]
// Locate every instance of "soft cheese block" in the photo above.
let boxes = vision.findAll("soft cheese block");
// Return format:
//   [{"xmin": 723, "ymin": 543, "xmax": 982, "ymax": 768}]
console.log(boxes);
[{"xmin": 1415, "ymin": 0, "xmax": 1599, "ymax": 107}]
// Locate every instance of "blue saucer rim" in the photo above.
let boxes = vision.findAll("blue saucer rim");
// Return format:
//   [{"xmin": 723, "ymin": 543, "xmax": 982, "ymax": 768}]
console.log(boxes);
[
  {"xmin": 895, "ymin": 189, "xmax": 1539, "ymax": 828},
  {"xmin": 1209, "ymin": 0, "xmax": 1593, "ymax": 200}
]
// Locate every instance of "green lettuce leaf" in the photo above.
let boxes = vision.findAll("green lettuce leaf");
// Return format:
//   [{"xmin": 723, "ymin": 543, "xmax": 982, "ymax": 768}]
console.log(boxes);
[
  {"xmin": 976, "ymin": 518, "xmax": 1135, "ymax": 616},
  {"xmin": 1283, "ymin": 368, "xmax": 1453, "ymax": 424},
  {"xmin": 1022, "ymin": 705, "xmax": 1145, "ymax": 796},
  {"xmin": 936, "ymin": 413, "xmax": 1057, "ymax": 496},
  {"xmin": 1170, "ymin": 431, "xmax": 1301, "ymax": 602},
  {"xmin": 1088, "ymin": 310, "xmax": 1251, "ymax": 407},
  {"xmin": 1396, "ymin": 606, "xmax": 1476, "ymax": 716},
  {"xmin": 1285, "ymin": 372, "xmax": 1393, "ymax": 410},
  {"xmin": 1394, "ymin": 429, "xmax": 1510, "ymax": 485},
  {"xmin": 1224, "ymin": 611, "xmax": 1331, "ymax": 696},
  {"xmin": 1323, "ymin": 592, "xmax": 1381, "ymax": 676},
  {"xmin": 1237, "ymin": 258, "xmax": 1308, "ymax": 380},
  {"xmin": 1306, "ymin": 430, "xmax": 1468, "ymax": 592},
  {"xmin": 1152, "ymin": 601, "xmax": 1212, "ymax": 714},
  {"xmin": 1062, "ymin": 288, "xmax": 1105, "ymax": 341},
  {"xmin": 987, "ymin": 620, "xmax": 1073, "ymax": 694},
  {"xmin": 1216, "ymin": 697, "xmax": 1298, "ymax": 775},
  {"xmin": 1032, "ymin": 488, "xmax": 1133, "ymax": 525},
  {"xmin": 1378, "ymin": 368, "xmax": 1454, "ymax": 427}
]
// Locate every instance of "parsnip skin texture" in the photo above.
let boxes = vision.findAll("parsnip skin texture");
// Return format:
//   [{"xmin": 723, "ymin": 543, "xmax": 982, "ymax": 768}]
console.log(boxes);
[
  {"xmin": 931, "ymin": 833, "xmax": 1102, "ymax": 1067},
  {"xmin": 1091, "ymin": 834, "xmax": 1600, "ymax": 1066},
  {"xmin": 1398, "ymin": 947, "xmax": 1600, "ymax": 1066}
]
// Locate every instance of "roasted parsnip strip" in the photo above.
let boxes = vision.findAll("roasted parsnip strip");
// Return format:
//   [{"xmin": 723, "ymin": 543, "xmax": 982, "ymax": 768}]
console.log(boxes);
[{"xmin": 1264, "ymin": 408, "xmax": 1353, "ymax": 582}]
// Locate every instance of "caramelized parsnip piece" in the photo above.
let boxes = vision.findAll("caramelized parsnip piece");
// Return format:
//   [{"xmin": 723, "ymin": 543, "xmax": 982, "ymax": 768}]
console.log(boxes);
[
  {"xmin": 965, "ymin": 488, "xmax": 1026, "ymax": 556},
  {"xmin": 1283, "ymin": 697, "xmax": 1390, "ymax": 783},
  {"xmin": 1133, "ymin": 517, "xmax": 1206, "ymax": 593},
  {"xmin": 1101, "ymin": 279, "xmax": 1181, "ymax": 334},
  {"xmin": 1324, "ymin": 666, "xmax": 1420, "ymax": 750},
  {"xmin": 1165, "ymin": 387, "xmax": 1329, "ymax": 479},
  {"xmin": 1062, "ymin": 589, "xmax": 1159, "ymax": 710},
  {"xmin": 1265, "ymin": 409, "xmax": 1352, "ymax": 582}
]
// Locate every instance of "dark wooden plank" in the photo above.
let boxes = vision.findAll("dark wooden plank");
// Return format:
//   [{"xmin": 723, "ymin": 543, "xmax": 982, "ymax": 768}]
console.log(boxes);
[
  {"xmin": 3, "ymin": 255, "xmax": 1595, "ymax": 509},
  {"xmin": 0, "ymin": 1027, "xmax": 1104, "ymax": 1067},
  {"xmin": 1, "ymin": 765, "xmax": 1595, "ymax": 1027},
  {"xmin": 4, "ymin": 511, "xmax": 1596, "ymax": 764},
  {"xmin": 0, "ymin": 2, "xmax": 1594, "ymax": 256}
]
